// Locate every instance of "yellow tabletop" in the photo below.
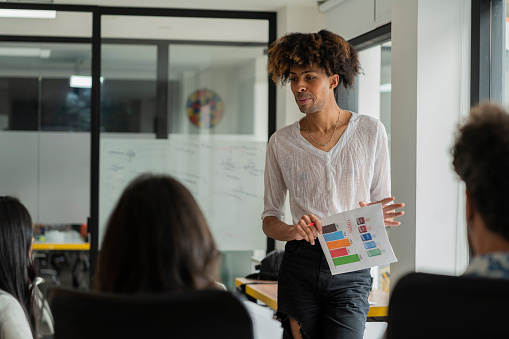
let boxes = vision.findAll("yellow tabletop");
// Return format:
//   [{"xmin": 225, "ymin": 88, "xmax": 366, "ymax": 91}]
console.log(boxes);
[
  {"xmin": 33, "ymin": 243, "xmax": 90, "ymax": 251},
  {"xmin": 235, "ymin": 277, "xmax": 388, "ymax": 318}
]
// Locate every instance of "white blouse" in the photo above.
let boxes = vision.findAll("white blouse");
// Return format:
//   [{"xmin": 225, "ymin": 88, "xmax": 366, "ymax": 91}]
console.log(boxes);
[
  {"xmin": 0, "ymin": 289, "xmax": 33, "ymax": 339},
  {"xmin": 262, "ymin": 112, "xmax": 391, "ymax": 225}
]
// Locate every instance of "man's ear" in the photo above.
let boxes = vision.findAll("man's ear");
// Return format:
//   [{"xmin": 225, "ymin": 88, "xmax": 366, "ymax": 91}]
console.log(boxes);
[{"xmin": 330, "ymin": 74, "xmax": 339, "ymax": 89}]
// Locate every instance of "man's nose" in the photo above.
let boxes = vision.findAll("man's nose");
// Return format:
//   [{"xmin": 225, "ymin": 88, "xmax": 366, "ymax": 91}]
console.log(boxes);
[{"xmin": 296, "ymin": 79, "xmax": 306, "ymax": 92}]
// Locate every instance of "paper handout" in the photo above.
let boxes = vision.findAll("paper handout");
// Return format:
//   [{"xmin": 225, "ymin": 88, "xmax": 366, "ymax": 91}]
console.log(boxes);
[{"xmin": 317, "ymin": 204, "xmax": 397, "ymax": 275}]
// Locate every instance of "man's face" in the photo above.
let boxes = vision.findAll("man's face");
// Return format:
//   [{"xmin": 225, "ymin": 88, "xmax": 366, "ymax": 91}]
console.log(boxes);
[{"xmin": 289, "ymin": 64, "xmax": 336, "ymax": 114}]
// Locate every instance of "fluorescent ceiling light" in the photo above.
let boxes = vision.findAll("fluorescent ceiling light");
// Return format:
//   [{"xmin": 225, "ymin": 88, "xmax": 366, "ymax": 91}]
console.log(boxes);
[
  {"xmin": 0, "ymin": 9, "xmax": 57, "ymax": 19},
  {"xmin": 70, "ymin": 75, "xmax": 103, "ymax": 89},
  {"xmin": 0, "ymin": 47, "xmax": 51, "ymax": 58},
  {"xmin": 380, "ymin": 83, "xmax": 392, "ymax": 93},
  {"xmin": 0, "ymin": 9, "xmax": 56, "ymax": 19}
]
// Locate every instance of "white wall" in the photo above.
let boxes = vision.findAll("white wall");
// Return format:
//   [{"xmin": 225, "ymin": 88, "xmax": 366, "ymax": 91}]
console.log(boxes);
[
  {"xmin": 358, "ymin": 45, "xmax": 381, "ymax": 119},
  {"xmin": 390, "ymin": 0, "xmax": 470, "ymax": 284},
  {"xmin": 324, "ymin": 0, "xmax": 391, "ymax": 40}
]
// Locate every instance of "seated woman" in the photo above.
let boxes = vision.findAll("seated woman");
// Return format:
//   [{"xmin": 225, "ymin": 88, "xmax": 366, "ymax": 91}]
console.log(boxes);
[
  {"xmin": 0, "ymin": 196, "xmax": 38, "ymax": 339},
  {"xmin": 94, "ymin": 174, "xmax": 282, "ymax": 338}
]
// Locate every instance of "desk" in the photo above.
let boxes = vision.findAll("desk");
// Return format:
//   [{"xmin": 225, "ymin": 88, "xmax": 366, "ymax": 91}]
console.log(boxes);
[
  {"xmin": 33, "ymin": 243, "xmax": 90, "ymax": 251},
  {"xmin": 33, "ymin": 242, "xmax": 90, "ymax": 289},
  {"xmin": 235, "ymin": 278, "xmax": 389, "ymax": 318}
]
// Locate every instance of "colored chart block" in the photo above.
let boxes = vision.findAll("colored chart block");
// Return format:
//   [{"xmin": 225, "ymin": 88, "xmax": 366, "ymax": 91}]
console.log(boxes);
[
  {"xmin": 333, "ymin": 254, "xmax": 361, "ymax": 266},
  {"xmin": 358, "ymin": 225, "xmax": 367, "ymax": 233},
  {"xmin": 360, "ymin": 233, "xmax": 372, "ymax": 241},
  {"xmin": 363, "ymin": 241, "xmax": 376, "ymax": 249},
  {"xmin": 322, "ymin": 223, "xmax": 337, "ymax": 234},
  {"xmin": 367, "ymin": 248, "xmax": 382, "ymax": 257},
  {"xmin": 356, "ymin": 217, "xmax": 365, "ymax": 225},
  {"xmin": 323, "ymin": 231, "xmax": 345, "ymax": 242},
  {"xmin": 330, "ymin": 247, "xmax": 348, "ymax": 258},
  {"xmin": 327, "ymin": 238, "xmax": 351, "ymax": 250}
]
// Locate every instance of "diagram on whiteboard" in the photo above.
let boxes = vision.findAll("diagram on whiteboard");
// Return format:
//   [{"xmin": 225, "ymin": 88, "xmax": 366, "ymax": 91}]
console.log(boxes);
[{"xmin": 317, "ymin": 204, "xmax": 397, "ymax": 275}]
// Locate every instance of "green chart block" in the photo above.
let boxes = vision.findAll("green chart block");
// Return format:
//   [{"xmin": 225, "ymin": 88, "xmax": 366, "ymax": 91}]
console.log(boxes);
[{"xmin": 332, "ymin": 254, "xmax": 361, "ymax": 266}]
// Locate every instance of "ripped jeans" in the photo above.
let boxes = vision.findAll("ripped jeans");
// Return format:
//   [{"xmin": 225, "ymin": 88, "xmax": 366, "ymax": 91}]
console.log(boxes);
[{"xmin": 276, "ymin": 240, "xmax": 371, "ymax": 339}]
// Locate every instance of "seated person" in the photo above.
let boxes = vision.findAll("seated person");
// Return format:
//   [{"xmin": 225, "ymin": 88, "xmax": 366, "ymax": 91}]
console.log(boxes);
[
  {"xmin": 452, "ymin": 102, "xmax": 509, "ymax": 278},
  {"xmin": 0, "ymin": 197, "xmax": 38, "ymax": 339},
  {"xmin": 94, "ymin": 173, "xmax": 282, "ymax": 338}
]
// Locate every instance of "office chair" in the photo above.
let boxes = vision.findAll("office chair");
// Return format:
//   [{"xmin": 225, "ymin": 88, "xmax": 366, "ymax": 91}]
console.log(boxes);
[
  {"xmin": 386, "ymin": 272, "xmax": 509, "ymax": 339},
  {"xmin": 50, "ymin": 287, "xmax": 254, "ymax": 339}
]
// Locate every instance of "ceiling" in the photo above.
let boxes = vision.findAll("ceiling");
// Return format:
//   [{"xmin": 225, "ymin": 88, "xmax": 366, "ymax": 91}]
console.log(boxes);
[{"xmin": 53, "ymin": 0, "xmax": 320, "ymax": 12}]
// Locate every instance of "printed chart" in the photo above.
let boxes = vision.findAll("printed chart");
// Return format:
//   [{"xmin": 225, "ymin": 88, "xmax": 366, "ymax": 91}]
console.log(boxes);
[{"xmin": 318, "ymin": 204, "xmax": 397, "ymax": 275}]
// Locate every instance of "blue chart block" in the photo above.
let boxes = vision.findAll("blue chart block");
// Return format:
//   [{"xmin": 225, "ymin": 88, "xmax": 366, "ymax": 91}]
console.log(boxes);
[
  {"xmin": 323, "ymin": 231, "xmax": 345, "ymax": 242},
  {"xmin": 363, "ymin": 241, "xmax": 377, "ymax": 249},
  {"xmin": 360, "ymin": 233, "xmax": 372, "ymax": 241}
]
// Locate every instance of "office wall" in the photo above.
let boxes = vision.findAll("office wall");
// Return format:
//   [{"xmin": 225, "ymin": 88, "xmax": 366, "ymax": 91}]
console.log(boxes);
[
  {"xmin": 390, "ymin": 0, "xmax": 470, "ymax": 282},
  {"xmin": 325, "ymin": 0, "xmax": 391, "ymax": 40}
]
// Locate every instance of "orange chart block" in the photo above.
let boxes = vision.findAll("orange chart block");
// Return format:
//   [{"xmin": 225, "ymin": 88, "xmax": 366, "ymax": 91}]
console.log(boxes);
[{"xmin": 327, "ymin": 238, "xmax": 351, "ymax": 250}]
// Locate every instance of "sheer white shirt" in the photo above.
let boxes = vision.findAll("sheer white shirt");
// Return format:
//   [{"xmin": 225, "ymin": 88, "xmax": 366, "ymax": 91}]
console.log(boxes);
[{"xmin": 262, "ymin": 112, "xmax": 391, "ymax": 225}]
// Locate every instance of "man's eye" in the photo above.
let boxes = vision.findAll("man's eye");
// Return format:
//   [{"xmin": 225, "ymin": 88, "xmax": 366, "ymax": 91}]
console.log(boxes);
[
  {"xmin": 307, "ymin": 76, "xmax": 316, "ymax": 80},
  {"xmin": 290, "ymin": 78, "xmax": 297, "ymax": 82}
]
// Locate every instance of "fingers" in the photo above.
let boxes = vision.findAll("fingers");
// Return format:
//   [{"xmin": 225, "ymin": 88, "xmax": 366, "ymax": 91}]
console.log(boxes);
[
  {"xmin": 383, "ymin": 202, "xmax": 405, "ymax": 212},
  {"xmin": 308, "ymin": 214, "xmax": 322, "ymax": 235},
  {"xmin": 359, "ymin": 197, "xmax": 395, "ymax": 207},
  {"xmin": 295, "ymin": 214, "xmax": 321, "ymax": 245},
  {"xmin": 359, "ymin": 197, "xmax": 406, "ymax": 227},
  {"xmin": 385, "ymin": 211, "xmax": 405, "ymax": 219},
  {"xmin": 377, "ymin": 197, "xmax": 396, "ymax": 205},
  {"xmin": 383, "ymin": 200, "xmax": 405, "ymax": 227},
  {"xmin": 385, "ymin": 220, "xmax": 401, "ymax": 227}
]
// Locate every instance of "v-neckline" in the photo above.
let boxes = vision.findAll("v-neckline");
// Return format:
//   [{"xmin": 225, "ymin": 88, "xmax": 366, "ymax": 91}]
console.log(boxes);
[{"xmin": 294, "ymin": 111, "xmax": 358, "ymax": 159}]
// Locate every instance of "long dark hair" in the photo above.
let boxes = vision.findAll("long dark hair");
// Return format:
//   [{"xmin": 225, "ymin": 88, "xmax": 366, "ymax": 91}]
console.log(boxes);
[
  {"xmin": 0, "ymin": 196, "xmax": 38, "ymax": 338},
  {"xmin": 94, "ymin": 174, "xmax": 221, "ymax": 293}
]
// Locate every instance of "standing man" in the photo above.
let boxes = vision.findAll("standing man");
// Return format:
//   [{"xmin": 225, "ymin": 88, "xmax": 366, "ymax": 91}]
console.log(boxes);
[{"xmin": 261, "ymin": 30, "xmax": 404, "ymax": 339}]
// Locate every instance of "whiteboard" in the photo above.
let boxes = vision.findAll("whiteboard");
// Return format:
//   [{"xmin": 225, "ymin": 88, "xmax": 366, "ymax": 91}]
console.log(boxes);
[{"xmin": 100, "ymin": 135, "xmax": 267, "ymax": 251}]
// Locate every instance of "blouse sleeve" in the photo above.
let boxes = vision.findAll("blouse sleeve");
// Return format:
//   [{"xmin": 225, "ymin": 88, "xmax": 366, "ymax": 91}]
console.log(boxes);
[
  {"xmin": 261, "ymin": 134, "xmax": 287, "ymax": 221},
  {"xmin": 0, "ymin": 294, "xmax": 33, "ymax": 339},
  {"xmin": 370, "ymin": 121, "xmax": 391, "ymax": 202}
]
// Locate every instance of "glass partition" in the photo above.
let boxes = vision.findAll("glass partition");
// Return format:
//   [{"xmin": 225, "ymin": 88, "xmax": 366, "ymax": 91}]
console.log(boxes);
[
  {"xmin": 0, "ymin": 10, "xmax": 93, "ymax": 297},
  {"xmin": 0, "ymin": 40, "xmax": 91, "ymax": 225},
  {"xmin": 98, "ymin": 15, "xmax": 270, "ymax": 289},
  {"xmin": 0, "ymin": 5, "xmax": 275, "ymax": 291}
]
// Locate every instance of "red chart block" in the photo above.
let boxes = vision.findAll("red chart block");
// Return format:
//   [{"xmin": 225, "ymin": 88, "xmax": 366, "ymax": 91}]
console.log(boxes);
[{"xmin": 330, "ymin": 247, "xmax": 348, "ymax": 258}]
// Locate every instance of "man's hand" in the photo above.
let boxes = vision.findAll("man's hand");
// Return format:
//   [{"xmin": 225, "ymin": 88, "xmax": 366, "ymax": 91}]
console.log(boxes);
[
  {"xmin": 359, "ymin": 197, "xmax": 405, "ymax": 227},
  {"xmin": 293, "ymin": 214, "xmax": 322, "ymax": 245}
]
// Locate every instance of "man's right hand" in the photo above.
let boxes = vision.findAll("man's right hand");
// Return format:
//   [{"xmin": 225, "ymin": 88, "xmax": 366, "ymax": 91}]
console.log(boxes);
[{"xmin": 293, "ymin": 214, "xmax": 322, "ymax": 245}]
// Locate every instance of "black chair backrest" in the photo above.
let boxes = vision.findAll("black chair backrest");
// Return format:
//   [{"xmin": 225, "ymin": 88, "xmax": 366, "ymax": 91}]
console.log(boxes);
[
  {"xmin": 387, "ymin": 272, "xmax": 509, "ymax": 339},
  {"xmin": 50, "ymin": 287, "xmax": 254, "ymax": 339}
]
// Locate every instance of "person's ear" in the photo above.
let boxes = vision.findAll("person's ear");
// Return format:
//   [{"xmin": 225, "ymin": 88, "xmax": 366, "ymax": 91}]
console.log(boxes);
[{"xmin": 330, "ymin": 74, "xmax": 339, "ymax": 89}]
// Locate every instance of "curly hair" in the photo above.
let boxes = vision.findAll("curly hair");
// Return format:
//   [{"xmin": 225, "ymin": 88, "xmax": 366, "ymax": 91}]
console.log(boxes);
[
  {"xmin": 452, "ymin": 102, "xmax": 509, "ymax": 241},
  {"xmin": 267, "ymin": 29, "xmax": 360, "ymax": 89}
]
